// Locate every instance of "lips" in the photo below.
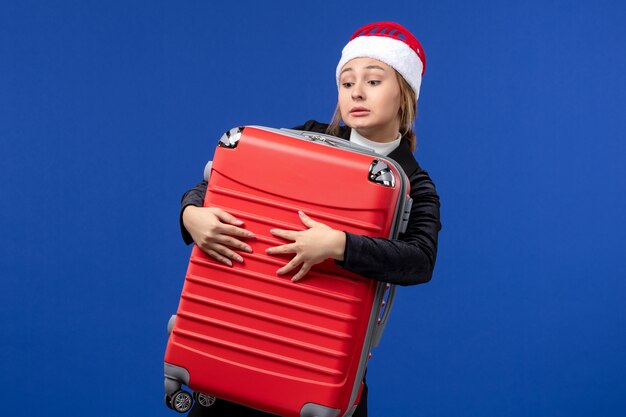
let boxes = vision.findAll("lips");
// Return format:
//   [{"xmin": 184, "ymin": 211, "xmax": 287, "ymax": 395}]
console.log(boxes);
[{"xmin": 350, "ymin": 107, "xmax": 370, "ymax": 116}]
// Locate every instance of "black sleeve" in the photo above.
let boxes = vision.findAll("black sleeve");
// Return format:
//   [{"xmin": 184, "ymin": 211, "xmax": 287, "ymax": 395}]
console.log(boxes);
[
  {"xmin": 179, "ymin": 180, "xmax": 208, "ymax": 245},
  {"xmin": 335, "ymin": 170, "xmax": 441, "ymax": 286}
]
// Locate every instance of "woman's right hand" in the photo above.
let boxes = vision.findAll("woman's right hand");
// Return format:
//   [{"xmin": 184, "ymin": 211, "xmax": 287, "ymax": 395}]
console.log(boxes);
[{"xmin": 182, "ymin": 206, "xmax": 255, "ymax": 266}]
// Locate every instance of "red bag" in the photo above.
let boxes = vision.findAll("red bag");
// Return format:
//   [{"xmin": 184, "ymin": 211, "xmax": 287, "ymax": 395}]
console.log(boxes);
[{"xmin": 164, "ymin": 126, "xmax": 412, "ymax": 416}]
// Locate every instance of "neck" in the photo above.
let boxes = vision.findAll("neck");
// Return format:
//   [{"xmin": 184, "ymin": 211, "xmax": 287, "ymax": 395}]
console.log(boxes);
[
  {"xmin": 355, "ymin": 129, "xmax": 400, "ymax": 143},
  {"xmin": 354, "ymin": 121, "xmax": 401, "ymax": 143},
  {"xmin": 349, "ymin": 129, "xmax": 402, "ymax": 156}
]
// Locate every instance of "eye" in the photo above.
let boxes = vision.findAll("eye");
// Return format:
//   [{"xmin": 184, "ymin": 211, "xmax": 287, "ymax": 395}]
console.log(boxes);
[
  {"xmin": 368, "ymin": 80, "xmax": 381, "ymax": 86},
  {"xmin": 341, "ymin": 82, "xmax": 354, "ymax": 88}
]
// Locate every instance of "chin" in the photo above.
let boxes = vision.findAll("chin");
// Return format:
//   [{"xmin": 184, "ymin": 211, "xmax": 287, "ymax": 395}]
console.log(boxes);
[
  {"xmin": 352, "ymin": 123, "xmax": 379, "ymax": 133},
  {"xmin": 346, "ymin": 119, "xmax": 373, "ymax": 130}
]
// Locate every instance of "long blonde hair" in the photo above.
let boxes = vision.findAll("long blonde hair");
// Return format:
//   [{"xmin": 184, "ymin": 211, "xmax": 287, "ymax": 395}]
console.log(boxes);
[{"xmin": 326, "ymin": 71, "xmax": 418, "ymax": 151}]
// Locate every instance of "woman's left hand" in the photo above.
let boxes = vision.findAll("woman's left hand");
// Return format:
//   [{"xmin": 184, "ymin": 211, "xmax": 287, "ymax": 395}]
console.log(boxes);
[{"xmin": 265, "ymin": 211, "xmax": 346, "ymax": 282}]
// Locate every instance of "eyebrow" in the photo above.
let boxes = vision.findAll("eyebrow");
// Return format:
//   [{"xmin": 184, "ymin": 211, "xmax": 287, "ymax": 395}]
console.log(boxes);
[
  {"xmin": 340, "ymin": 65, "xmax": 387, "ymax": 75},
  {"xmin": 365, "ymin": 65, "xmax": 387, "ymax": 71}
]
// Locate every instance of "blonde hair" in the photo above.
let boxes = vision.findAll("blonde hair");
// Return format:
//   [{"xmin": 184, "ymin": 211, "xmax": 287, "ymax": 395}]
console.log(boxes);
[{"xmin": 326, "ymin": 71, "xmax": 418, "ymax": 151}]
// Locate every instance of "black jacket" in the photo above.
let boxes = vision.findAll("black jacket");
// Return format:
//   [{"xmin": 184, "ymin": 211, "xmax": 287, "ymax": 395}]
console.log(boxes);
[{"xmin": 180, "ymin": 120, "xmax": 441, "ymax": 286}]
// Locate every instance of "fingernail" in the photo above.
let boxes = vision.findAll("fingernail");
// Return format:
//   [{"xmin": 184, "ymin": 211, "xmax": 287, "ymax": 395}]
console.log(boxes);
[
  {"xmin": 265, "ymin": 248, "xmax": 272, "ymax": 254},
  {"xmin": 247, "ymin": 232, "xmax": 255, "ymax": 238},
  {"xmin": 225, "ymin": 260, "xmax": 232, "ymax": 266},
  {"xmin": 235, "ymin": 220, "xmax": 244, "ymax": 225},
  {"xmin": 236, "ymin": 255, "xmax": 243, "ymax": 263},
  {"xmin": 244, "ymin": 246, "xmax": 252, "ymax": 253},
  {"xmin": 270, "ymin": 229, "xmax": 276, "ymax": 234}
]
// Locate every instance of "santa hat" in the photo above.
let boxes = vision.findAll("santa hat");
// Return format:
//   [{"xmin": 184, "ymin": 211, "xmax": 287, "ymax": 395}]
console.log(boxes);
[{"xmin": 336, "ymin": 22, "xmax": 426, "ymax": 100}]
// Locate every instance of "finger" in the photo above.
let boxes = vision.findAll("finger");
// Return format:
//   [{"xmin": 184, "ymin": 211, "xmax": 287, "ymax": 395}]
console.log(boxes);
[
  {"xmin": 292, "ymin": 263, "xmax": 312, "ymax": 282},
  {"xmin": 204, "ymin": 248, "xmax": 233, "ymax": 267},
  {"xmin": 205, "ymin": 243, "xmax": 244, "ymax": 264},
  {"xmin": 298, "ymin": 211, "xmax": 317, "ymax": 228},
  {"xmin": 213, "ymin": 208, "xmax": 244, "ymax": 226},
  {"xmin": 218, "ymin": 224, "xmax": 256, "ymax": 239},
  {"xmin": 215, "ymin": 235, "xmax": 253, "ymax": 253},
  {"xmin": 265, "ymin": 243, "xmax": 297, "ymax": 255},
  {"xmin": 270, "ymin": 228, "xmax": 298, "ymax": 241},
  {"xmin": 277, "ymin": 256, "xmax": 302, "ymax": 276}
]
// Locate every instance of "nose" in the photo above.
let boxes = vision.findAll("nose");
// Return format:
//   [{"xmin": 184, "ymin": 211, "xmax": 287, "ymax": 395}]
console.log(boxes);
[{"xmin": 351, "ymin": 82, "xmax": 365, "ymax": 100}]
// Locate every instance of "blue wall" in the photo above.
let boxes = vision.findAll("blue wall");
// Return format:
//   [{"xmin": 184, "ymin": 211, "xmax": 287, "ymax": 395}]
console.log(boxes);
[{"xmin": 1, "ymin": 1, "xmax": 624, "ymax": 416}]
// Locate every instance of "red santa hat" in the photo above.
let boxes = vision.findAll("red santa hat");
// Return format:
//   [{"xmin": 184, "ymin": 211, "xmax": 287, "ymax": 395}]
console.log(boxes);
[{"xmin": 336, "ymin": 22, "xmax": 426, "ymax": 100}]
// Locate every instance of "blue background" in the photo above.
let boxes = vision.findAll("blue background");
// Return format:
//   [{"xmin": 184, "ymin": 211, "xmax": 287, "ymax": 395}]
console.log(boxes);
[{"xmin": 1, "ymin": 1, "xmax": 625, "ymax": 416}]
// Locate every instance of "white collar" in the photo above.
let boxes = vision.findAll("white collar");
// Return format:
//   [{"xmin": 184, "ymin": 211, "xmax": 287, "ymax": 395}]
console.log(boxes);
[{"xmin": 349, "ymin": 129, "xmax": 402, "ymax": 156}]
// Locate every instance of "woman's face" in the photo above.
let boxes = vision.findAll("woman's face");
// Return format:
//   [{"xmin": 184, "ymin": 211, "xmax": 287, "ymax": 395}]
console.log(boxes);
[{"xmin": 338, "ymin": 57, "xmax": 402, "ymax": 142}]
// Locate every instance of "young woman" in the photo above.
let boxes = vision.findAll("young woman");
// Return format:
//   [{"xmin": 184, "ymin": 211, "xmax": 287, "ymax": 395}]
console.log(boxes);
[{"xmin": 178, "ymin": 21, "xmax": 441, "ymax": 417}]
